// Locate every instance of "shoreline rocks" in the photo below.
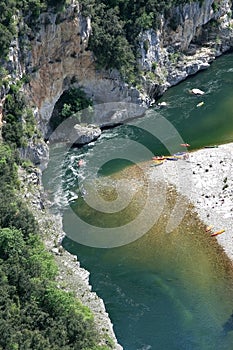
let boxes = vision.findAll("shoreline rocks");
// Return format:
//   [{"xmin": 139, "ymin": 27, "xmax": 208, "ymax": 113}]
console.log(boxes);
[
  {"xmin": 18, "ymin": 167, "xmax": 123, "ymax": 350},
  {"xmin": 139, "ymin": 0, "xmax": 233, "ymax": 101}
]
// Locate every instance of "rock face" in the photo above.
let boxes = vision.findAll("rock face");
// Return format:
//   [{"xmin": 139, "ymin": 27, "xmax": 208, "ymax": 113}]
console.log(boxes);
[
  {"xmin": 139, "ymin": 0, "xmax": 233, "ymax": 98},
  {"xmin": 20, "ymin": 138, "xmax": 49, "ymax": 171},
  {"xmin": 24, "ymin": 3, "xmax": 145, "ymax": 137},
  {"xmin": 25, "ymin": 4, "xmax": 94, "ymax": 135},
  {"xmin": 9, "ymin": 0, "xmax": 230, "ymax": 136},
  {"xmin": 50, "ymin": 122, "xmax": 102, "ymax": 145}
]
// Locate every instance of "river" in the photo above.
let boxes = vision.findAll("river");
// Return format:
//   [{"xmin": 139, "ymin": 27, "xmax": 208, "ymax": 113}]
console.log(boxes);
[{"xmin": 43, "ymin": 53, "xmax": 233, "ymax": 350}]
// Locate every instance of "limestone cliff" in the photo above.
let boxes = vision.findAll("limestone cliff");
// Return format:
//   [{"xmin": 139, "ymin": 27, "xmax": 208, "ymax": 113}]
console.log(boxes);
[
  {"xmin": 25, "ymin": 3, "xmax": 94, "ymax": 135},
  {"xmin": 23, "ymin": 0, "xmax": 233, "ymax": 134},
  {"xmin": 0, "ymin": 2, "xmax": 233, "ymax": 349},
  {"xmin": 139, "ymin": 0, "xmax": 233, "ymax": 98},
  {"xmin": 22, "ymin": 3, "xmax": 142, "ymax": 137},
  {"xmin": 1, "ymin": 0, "xmax": 233, "ymax": 136}
]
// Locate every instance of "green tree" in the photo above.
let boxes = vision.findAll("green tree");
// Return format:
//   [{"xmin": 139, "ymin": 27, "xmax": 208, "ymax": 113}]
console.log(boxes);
[
  {"xmin": 50, "ymin": 87, "xmax": 93, "ymax": 130},
  {"xmin": 0, "ymin": 24, "xmax": 13, "ymax": 58},
  {"xmin": 0, "ymin": 228, "xmax": 25, "ymax": 260}
]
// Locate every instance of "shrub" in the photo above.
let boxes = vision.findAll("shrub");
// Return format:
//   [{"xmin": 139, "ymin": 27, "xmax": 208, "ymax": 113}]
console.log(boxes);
[
  {"xmin": 0, "ymin": 138, "xmax": 105, "ymax": 349},
  {"xmin": 49, "ymin": 87, "xmax": 93, "ymax": 130}
]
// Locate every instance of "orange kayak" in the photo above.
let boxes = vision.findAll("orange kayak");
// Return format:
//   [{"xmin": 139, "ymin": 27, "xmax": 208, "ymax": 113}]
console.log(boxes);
[
  {"xmin": 210, "ymin": 229, "xmax": 225, "ymax": 237},
  {"xmin": 78, "ymin": 159, "xmax": 85, "ymax": 167},
  {"xmin": 152, "ymin": 156, "xmax": 165, "ymax": 161}
]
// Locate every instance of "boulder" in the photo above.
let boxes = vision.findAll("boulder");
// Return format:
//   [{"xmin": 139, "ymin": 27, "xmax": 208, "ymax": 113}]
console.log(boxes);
[
  {"xmin": 191, "ymin": 88, "xmax": 205, "ymax": 95},
  {"xmin": 50, "ymin": 122, "xmax": 101, "ymax": 145},
  {"xmin": 71, "ymin": 124, "xmax": 101, "ymax": 145}
]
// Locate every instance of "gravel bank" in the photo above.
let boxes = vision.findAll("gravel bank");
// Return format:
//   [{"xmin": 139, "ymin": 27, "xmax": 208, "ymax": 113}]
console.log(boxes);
[{"xmin": 148, "ymin": 143, "xmax": 233, "ymax": 260}]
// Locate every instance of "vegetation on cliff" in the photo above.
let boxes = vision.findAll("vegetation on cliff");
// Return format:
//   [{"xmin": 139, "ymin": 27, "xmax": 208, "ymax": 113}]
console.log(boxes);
[
  {"xmin": 80, "ymin": 0, "xmax": 200, "ymax": 81},
  {"xmin": 0, "ymin": 0, "xmax": 66, "ymax": 58},
  {"xmin": 1, "ymin": 0, "xmax": 208, "ymax": 81},
  {"xmin": 0, "ymin": 85, "xmax": 111, "ymax": 349},
  {"xmin": 0, "ymin": 2, "xmax": 115, "ymax": 345},
  {"xmin": 2, "ymin": 84, "xmax": 37, "ymax": 148},
  {"xmin": 49, "ymin": 87, "xmax": 93, "ymax": 131}
]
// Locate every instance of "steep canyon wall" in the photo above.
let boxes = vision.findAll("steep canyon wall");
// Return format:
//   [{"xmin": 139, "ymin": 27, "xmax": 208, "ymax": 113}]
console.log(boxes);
[
  {"xmin": 1, "ymin": 0, "xmax": 233, "ymax": 136},
  {"xmin": 139, "ymin": 0, "xmax": 233, "ymax": 97}
]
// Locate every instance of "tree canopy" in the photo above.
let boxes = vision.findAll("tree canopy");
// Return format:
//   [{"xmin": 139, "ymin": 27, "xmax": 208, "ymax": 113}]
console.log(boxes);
[{"xmin": 0, "ymin": 93, "xmax": 110, "ymax": 348}]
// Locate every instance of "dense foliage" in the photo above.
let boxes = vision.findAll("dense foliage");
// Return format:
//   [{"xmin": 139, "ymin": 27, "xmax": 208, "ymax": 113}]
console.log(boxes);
[
  {"xmin": 2, "ymin": 85, "xmax": 37, "ymax": 148},
  {"xmin": 0, "ymin": 228, "xmax": 99, "ymax": 349},
  {"xmin": 80, "ymin": 0, "xmax": 199, "ymax": 81},
  {"xmin": 0, "ymin": 90, "xmax": 109, "ymax": 349}
]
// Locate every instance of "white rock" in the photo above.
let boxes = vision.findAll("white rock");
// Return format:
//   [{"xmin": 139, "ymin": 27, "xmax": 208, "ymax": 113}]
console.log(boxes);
[
  {"xmin": 51, "ymin": 247, "xmax": 60, "ymax": 255},
  {"xmin": 191, "ymin": 88, "xmax": 205, "ymax": 95}
]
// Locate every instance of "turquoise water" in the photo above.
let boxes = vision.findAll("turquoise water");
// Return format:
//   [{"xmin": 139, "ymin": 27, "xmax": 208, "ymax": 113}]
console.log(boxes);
[
  {"xmin": 155, "ymin": 54, "xmax": 233, "ymax": 150},
  {"xmin": 43, "ymin": 53, "xmax": 233, "ymax": 349}
]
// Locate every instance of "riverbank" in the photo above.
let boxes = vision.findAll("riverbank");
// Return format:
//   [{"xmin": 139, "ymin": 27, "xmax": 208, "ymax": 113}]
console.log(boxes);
[
  {"xmin": 18, "ymin": 167, "xmax": 123, "ymax": 350},
  {"xmin": 147, "ymin": 142, "xmax": 233, "ymax": 261}
]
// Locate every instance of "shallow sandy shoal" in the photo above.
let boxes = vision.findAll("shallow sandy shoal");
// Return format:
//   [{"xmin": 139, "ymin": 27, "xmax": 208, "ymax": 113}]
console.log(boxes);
[{"xmin": 148, "ymin": 143, "xmax": 233, "ymax": 260}]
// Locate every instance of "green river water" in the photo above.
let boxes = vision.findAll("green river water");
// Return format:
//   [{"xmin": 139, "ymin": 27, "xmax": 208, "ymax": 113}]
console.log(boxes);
[{"xmin": 43, "ymin": 53, "xmax": 233, "ymax": 349}]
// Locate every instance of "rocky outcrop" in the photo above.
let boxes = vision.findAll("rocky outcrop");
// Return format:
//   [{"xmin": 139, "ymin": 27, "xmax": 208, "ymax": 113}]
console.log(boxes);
[
  {"xmin": 71, "ymin": 124, "xmax": 101, "ymax": 145},
  {"xmin": 25, "ymin": 4, "xmax": 94, "ymax": 135},
  {"xmin": 139, "ymin": 0, "xmax": 233, "ymax": 99},
  {"xmin": 4, "ymin": 0, "xmax": 226, "ymax": 137},
  {"xmin": 23, "ymin": 3, "xmax": 145, "ymax": 137},
  {"xmin": 50, "ymin": 122, "xmax": 102, "ymax": 145},
  {"xmin": 20, "ymin": 138, "xmax": 49, "ymax": 171}
]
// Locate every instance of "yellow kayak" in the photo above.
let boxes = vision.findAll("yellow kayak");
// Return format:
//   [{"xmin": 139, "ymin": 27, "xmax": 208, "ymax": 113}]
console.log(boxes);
[{"xmin": 211, "ymin": 229, "xmax": 225, "ymax": 237}]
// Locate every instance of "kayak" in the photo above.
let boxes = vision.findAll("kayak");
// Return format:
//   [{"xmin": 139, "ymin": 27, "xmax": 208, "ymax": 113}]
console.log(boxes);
[
  {"xmin": 180, "ymin": 143, "xmax": 190, "ymax": 147},
  {"xmin": 150, "ymin": 161, "xmax": 164, "ymax": 167},
  {"xmin": 210, "ymin": 229, "xmax": 225, "ymax": 237},
  {"xmin": 152, "ymin": 156, "xmax": 165, "ymax": 160},
  {"xmin": 174, "ymin": 152, "xmax": 186, "ymax": 156},
  {"xmin": 78, "ymin": 159, "xmax": 86, "ymax": 167},
  {"xmin": 165, "ymin": 157, "xmax": 178, "ymax": 161},
  {"xmin": 205, "ymin": 225, "xmax": 214, "ymax": 232},
  {"xmin": 190, "ymin": 88, "xmax": 205, "ymax": 95}
]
